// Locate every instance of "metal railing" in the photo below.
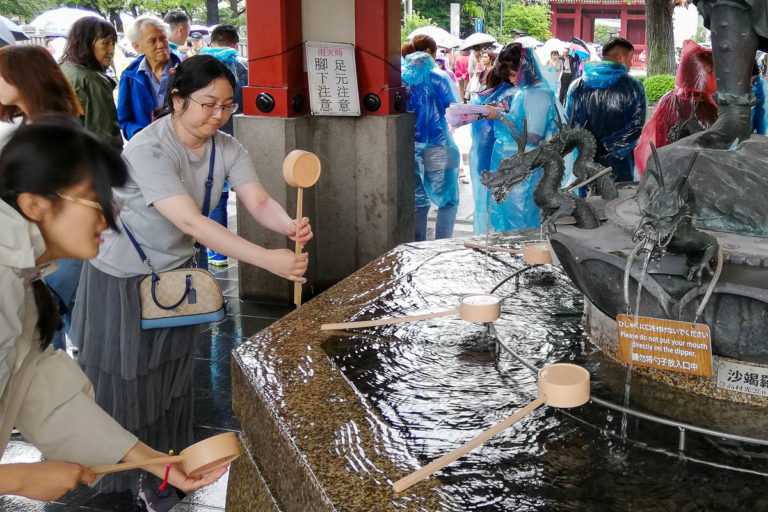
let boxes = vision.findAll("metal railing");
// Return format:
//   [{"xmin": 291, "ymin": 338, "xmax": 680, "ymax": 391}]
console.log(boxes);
[{"xmin": 488, "ymin": 323, "xmax": 768, "ymax": 472}]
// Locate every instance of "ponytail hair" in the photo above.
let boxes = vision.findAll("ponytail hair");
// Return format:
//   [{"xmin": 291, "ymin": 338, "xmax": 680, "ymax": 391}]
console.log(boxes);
[{"xmin": 154, "ymin": 55, "xmax": 236, "ymax": 120}]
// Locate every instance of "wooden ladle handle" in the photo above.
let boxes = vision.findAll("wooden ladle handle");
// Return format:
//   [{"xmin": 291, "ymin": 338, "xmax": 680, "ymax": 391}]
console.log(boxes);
[
  {"xmin": 294, "ymin": 187, "xmax": 304, "ymax": 306},
  {"xmin": 392, "ymin": 395, "xmax": 547, "ymax": 492},
  {"xmin": 321, "ymin": 308, "xmax": 460, "ymax": 331},
  {"xmin": 463, "ymin": 242, "xmax": 523, "ymax": 254},
  {"xmin": 92, "ymin": 455, "xmax": 185, "ymax": 475}
]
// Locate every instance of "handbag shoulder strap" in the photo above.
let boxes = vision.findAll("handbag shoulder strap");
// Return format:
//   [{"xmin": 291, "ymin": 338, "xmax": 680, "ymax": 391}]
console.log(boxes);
[
  {"xmin": 125, "ymin": 136, "xmax": 216, "ymax": 272},
  {"xmin": 201, "ymin": 137, "xmax": 216, "ymax": 217}
]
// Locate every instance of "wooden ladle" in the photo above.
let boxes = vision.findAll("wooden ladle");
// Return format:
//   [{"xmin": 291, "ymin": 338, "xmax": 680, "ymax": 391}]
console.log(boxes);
[
  {"xmin": 92, "ymin": 432, "xmax": 241, "ymax": 478},
  {"xmin": 464, "ymin": 241, "xmax": 552, "ymax": 265},
  {"xmin": 320, "ymin": 293, "xmax": 501, "ymax": 331},
  {"xmin": 283, "ymin": 150, "xmax": 322, "ymax": 306},
  {"xmin": 392, "ymin": 363, "xmax": 590, "ymax": 492}
]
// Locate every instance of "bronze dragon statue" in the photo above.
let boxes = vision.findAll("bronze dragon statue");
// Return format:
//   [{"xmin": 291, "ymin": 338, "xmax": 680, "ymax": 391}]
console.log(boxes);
[{"xmin": 479, "ymin": 116, "xmax": 615, "ymax": 233}]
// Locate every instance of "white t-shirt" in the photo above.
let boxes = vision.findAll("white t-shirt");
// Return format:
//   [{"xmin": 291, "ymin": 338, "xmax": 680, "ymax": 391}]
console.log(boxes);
[{"xmin": 93, "ymin": 115, "xmax": 259, "ymax": 277}]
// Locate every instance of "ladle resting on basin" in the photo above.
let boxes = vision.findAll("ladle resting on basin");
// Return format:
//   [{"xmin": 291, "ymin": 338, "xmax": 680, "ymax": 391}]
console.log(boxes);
[
  {"xmin": 464, "ymin": 241, "xmax": 552, "ymax": 265},
  {"xmin": 320, "ymin": 294, "xmax": 501, "ymax": 331},
  {"xmin": 283, "ymin": 150, "xmax": 321, "ymax": 306},
  {"xmin": 91, "ymin": 432, "xmax": 241, "ymax": 477},
  {"xmin": 392, "ymin": 363, "xmax": 590, "ymax": 492}
]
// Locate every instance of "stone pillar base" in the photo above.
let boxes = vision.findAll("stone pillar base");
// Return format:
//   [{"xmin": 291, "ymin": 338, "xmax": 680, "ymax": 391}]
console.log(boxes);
[{"xmin": 233, "ymin": 113, "xmax": 414, "ymax": 303}]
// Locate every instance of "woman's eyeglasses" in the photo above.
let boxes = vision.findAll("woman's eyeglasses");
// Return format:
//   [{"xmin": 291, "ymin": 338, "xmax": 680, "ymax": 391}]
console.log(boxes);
[
  {"xmin": 188, "ymin": 97, "xmax": 239, "ymax": 115},
  {"xmin": 57, "ymin": 193, "xmax": 104, "ymax": 211}
]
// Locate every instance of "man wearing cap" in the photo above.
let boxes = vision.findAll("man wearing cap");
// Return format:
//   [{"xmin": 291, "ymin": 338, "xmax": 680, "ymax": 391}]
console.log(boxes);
[{"xmin": 186, "ymin": 32, "xmax": 207, "ymax": 57}]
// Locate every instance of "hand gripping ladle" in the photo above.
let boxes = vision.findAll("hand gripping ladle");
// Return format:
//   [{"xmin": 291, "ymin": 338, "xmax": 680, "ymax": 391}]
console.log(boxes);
[
  {"xmin": 392, "ymin": 364, "xmax": 590, "ymax": 492},
  {"xmin": 282, "ymin": 150, "xmax": 321, "ymax": 306},
  {"xmin": 320, "ymin": 293, "xmax": 501, "ymax": 331},
  {"xmin": 91, "ymin": 432, "xmax": 241, "ymax": 477}
]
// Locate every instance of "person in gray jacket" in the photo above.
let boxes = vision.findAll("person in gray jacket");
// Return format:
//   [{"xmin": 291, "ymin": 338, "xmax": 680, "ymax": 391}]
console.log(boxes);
[{"xmin": 0, "ymin": 120, "xmax": 225, "ymax": 501}]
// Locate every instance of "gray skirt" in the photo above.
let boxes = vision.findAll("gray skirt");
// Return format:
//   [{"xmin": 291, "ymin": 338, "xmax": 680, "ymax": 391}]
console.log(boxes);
[{"xmin": 70, "ymin": 261, "xmax": 198, "ymax": 493}]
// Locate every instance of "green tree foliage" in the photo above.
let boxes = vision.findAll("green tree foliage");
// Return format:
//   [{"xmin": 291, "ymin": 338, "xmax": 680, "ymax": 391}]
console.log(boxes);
[
  {"xmin": 501, "ymin": 1, "xmax": 551, "ymax": 41},
  {"xmin": 0, "ymin": 0, "xmax": 55, "ymax": 22},
  {"xmin": 692, "ymin": 25, "xmax": 708, "ymax": 44},
  {"xmin": 643, "ymin": 73, "xmax": 675, "ymax": 104},
  {"xmin": 593, "ymin": 24, "xmax": 613, "ymax": 45},
  {"xmin": 402, "ymin": 10, "xmax": 434, "ymax": 44}
]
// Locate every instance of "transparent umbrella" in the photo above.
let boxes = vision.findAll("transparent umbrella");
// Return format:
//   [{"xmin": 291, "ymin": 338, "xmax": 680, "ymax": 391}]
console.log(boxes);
[
  {"xmin": 459, "ymin": 32, "xmax": 497, "ymax": 51},
  {"xmin": 408, "ymin": 26, "xmax": 460, "ymax": 49},
  {"xmin": 30, "ymin": 7, "xmax": 104, "ymax": 36}
]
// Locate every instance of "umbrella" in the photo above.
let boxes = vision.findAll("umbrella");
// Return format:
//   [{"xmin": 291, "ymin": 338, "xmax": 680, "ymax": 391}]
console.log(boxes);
[
  {"xmin": 190, "ymin": 24, "xmax": 210, "ymax": 35},
  {"xmin": 459, "ymin": 32, "xmax": 496, "ymax": 51},
  {"xmin": 30, "ymin": 7, "xmax": 104, "ymax": 35},
  {"xmin": 514, "ymin": 35, "xmax": 542, "ymax": 48},
  {"xmin": 407, "ymin": 26, "xmax": 460, "ymax": 49},
  {"xmin": 566, "ymin": 42, "xmax": 590, "ymax": 59},
  {"xmin": 542, "ymin": 38, "xmax": 566, "ymax": 55},
  {"xmin": 0, "ymin": 17, "xmax": 15, "ymax": 47},
  {"xmin": 0, "ymin": 15, "xmax": 28, "ymax": 41}
]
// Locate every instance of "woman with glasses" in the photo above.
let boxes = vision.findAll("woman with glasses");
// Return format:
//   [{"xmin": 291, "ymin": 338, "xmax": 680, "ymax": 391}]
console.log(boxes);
[
  {"xmin": 0, "ymin": 119, "xmax": 225, "ymax": 502},
  {"xmin": 70, "ymin": 55, "xmax": 312, "ymax": 509}
]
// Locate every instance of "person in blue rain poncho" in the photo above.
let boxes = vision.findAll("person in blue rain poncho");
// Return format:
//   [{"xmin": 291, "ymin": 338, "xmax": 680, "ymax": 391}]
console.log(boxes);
[
  {"xmin": 565, "ymin": 37, "xmax": 646, "ymax": 183},
  {"xmin": 751, "ymin": 60, "xmax": 768, "ymax": 134},
  {"xmin": 402, "ymin": 35, "xmax": 461, "ymax": 241},
  {"xmin": 482, "ymin": 44, "xmax": 563, "ymax": 232},
  {"xmin": 468, "ymin": 44, "xmax": 519, "ymax": 233}
]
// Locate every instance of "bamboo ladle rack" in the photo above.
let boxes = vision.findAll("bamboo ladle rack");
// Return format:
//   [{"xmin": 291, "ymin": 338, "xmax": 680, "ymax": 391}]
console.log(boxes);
[
  {"xmin": 283, "ymin": 150, "xmax": 321, "ymax": 306},
  {"xmin": 392, "ymin": 363, "xmax": 590, "ymax": 492}
]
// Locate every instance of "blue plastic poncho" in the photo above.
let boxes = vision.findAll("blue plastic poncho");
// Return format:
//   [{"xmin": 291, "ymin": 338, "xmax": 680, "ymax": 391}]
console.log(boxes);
[
  {"xmin": 752, "ymin": 74, "xmax": 768, "ymax": 135},
  {"xmin": 565, "ymin": 60, "xmax": 647, "ymax": 182},
  {"xmin": 402, "ymin": 52, "xmax": 461, "ymax": 209},
  {"xmin": 469, "ymin": 81, "xmax": 518, "ymax": 233},
  {"xmin": 486, "ymin": 48, "xmax": 563, "ymax": 232}
]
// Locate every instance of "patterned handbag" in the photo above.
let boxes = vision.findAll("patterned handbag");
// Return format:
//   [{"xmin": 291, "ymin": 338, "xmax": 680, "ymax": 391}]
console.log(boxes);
[{"xmin": 124, "ymin": 137, "xmax": 225, "ymax": 329}]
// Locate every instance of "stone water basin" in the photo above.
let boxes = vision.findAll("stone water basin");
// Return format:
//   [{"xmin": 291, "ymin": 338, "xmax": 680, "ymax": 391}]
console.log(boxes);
[{"xmin": 228, "ymin": 233, "xmax": 768, "ymax": 511}]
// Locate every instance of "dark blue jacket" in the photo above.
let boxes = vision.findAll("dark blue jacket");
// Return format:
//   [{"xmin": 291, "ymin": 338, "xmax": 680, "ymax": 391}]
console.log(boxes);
[
  {"xmin": 566, "ymin": 61, "xmax": 646, "ymax": 182},
  {"xmin": 117, "ymin": 53, "xmax": 181, "ymax": 140}
]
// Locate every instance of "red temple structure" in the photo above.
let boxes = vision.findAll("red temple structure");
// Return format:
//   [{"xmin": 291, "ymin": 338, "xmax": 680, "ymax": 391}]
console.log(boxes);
[{"xmin": 550, "ymin": 0, "xmax": 647, "ymax": 68}]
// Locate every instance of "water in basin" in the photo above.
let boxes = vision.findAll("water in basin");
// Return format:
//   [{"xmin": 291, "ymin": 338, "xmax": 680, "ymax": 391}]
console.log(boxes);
[{"xmin": 322, "ymin": 241, "xmax": 768, "ymax": 511}]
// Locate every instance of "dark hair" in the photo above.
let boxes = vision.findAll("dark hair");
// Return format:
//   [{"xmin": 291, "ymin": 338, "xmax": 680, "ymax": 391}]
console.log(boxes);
[
  {"xmin": 482, "ymin": 50, "xmax": 496, "ymax": 64},
  {"xmin": 602, "ymin": 37, "xmax": 634, "ymax": 58},
  {"xmin": 551, "ymin": 50, "xmax": 560, "ymax": 57},
  {"xmin": 0, "ymin": 45, "xmax": 83, "ymax": 121},
  {"xmin": 154, "ymin": 55, "xmax": 236, "ymax": 119},
  {"xmin": 753, "ymin": 60, "xmax": 760, "ymax": 77},
  {"xmin": 61, "ymin": 17, "xmax": 118, "ymax": 71},
  {"xmin": 0, "ymin": 118, "xmax": 127, "ymax": 348},
  {"xmin": 486, "ymin": 43, "xmax": 521, "ymax": 89},
  {"xmin": 163, "ymin": 10, "xmax": 189, "ymax": 29},
  {"xmin": 412, "ymin": 35, "xmax": 437, "ymax": 55},
  {"xmin": 401, "ymin": 41, "xmax": 415, "ymax": 57},
  {"xmin": 210, "ymin": 24, "xmax": 240, "ymax": 46}
]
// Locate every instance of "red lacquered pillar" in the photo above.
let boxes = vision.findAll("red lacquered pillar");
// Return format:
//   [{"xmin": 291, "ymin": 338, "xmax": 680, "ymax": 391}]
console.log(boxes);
[
  {"xmin": 242, "ymin": 0, "xmax": 307, "ymax": 117},
  {"xmin": 354, "ymin": 0, "xmax": 406, "ymax": 115}
]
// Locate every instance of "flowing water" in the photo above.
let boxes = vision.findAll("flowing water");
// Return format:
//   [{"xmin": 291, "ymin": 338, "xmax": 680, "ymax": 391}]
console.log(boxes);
[{"xmin": 322, "ymin": 239, "xmax": 768, "ymax": 511}]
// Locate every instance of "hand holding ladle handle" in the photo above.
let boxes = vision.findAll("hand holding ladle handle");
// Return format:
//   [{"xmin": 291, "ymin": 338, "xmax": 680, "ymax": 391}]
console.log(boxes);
[
  {"xmin": 320, "ymin": 308, "xmax": 460, "ymax": 331},
  {"xmin": 92, "ymin": 456, "xmax": 186, "ymax": 475},
  {"xmin": 392, "ymin": 395, "xmax": 548, "ymax": 492},
  {"xmin": 293, "ymin": 187, "xmax": 304, "ymax": 305}
]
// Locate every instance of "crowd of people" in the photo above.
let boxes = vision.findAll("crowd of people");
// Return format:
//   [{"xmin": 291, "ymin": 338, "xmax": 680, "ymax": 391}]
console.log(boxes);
[
  {"xmin": 402, "ymin": 35, "xmax": 768, "ymax": 238},
  {"xmin": 0, "ymin": 12, "xmax": 312, "ymax": 512}
]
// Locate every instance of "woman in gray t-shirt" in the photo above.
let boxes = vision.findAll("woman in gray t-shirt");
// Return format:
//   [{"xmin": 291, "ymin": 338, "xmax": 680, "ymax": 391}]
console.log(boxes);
[{"xmin": 70, "ymin": 56, "xmax": 313, "ymax": 504}]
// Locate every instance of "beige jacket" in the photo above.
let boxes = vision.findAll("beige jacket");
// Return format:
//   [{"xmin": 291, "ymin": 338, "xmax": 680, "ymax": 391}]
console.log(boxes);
[{"xmin": 0, "ymin": 200, "xmax": 137, "ymax": 466}]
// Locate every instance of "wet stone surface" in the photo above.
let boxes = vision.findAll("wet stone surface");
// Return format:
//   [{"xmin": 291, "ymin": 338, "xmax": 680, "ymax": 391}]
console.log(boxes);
[{"xmin": 231, "ymin": 233, "xmax": 768, "ymax": 511}]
